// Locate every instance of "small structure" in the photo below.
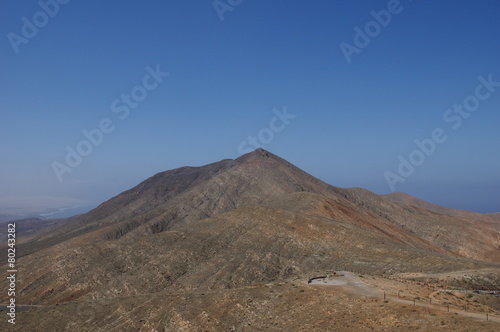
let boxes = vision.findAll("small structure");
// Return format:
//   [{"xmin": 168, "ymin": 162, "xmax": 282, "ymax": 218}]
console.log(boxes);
[
  {"xmin": 308, "ymin": 271, "xmax": 344, "ymax": 284},
  {"xmin": 308, "ymin": 275, "xmax": 327, "ymax": 284}
]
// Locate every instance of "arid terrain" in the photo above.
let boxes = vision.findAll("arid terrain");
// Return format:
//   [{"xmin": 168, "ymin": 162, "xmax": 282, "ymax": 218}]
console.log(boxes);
[{"xmin": 1, "ymin": 148, "xmax": 499, "ymax": 331}]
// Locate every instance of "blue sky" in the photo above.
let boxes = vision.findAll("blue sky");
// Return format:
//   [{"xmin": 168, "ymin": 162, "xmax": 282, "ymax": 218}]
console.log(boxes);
[{"xmin": 1, "ymin": 0, "xmax": 499, "ymax": 215}]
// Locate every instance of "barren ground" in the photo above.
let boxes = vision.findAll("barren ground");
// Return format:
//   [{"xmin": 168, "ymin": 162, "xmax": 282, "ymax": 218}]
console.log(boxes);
[{"xmin": 3, "ymin": 270, "xmax": 499, "ymax": 331}]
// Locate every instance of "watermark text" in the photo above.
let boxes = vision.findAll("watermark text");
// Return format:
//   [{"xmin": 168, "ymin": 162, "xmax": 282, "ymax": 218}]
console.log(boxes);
[{"xmin": 384, "ymin": 74, "xmax": 500, "ymax": 191}]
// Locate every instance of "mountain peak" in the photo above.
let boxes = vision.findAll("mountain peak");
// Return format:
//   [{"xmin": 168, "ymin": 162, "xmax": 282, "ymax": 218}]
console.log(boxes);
[
  {"xmin": 241, "ymin": 147, "xmax": 270, "ymax": 158},
  {"xmin": 234, "ymin": 148, "xmax": 275, "ymax": 165},
  {"xmin": 8, "ymin": 148, "xmax": 500, "ymax": 327}
]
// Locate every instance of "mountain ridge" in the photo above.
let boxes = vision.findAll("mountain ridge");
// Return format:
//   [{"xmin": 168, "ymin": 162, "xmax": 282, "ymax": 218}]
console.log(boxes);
[
  {"xmin": 16, "ymin": 149, "xmax": 500, "ymax": 264},
  {"xmin": 5, "ymin": 149, "xmax": 500, "ymax": 314},
  {"xmin": 383, "ymin": 192, "xmax": 500, "ymax": 222}
]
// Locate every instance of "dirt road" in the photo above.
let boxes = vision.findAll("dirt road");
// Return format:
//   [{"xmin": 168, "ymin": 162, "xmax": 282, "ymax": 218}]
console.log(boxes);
[
  {"xmin": 308, "ymin": 271, "xmax": 500, "ymax": 323},
  {"xmin": 309, "ymin": 271, "xmax": 382, "ymax": 298}
]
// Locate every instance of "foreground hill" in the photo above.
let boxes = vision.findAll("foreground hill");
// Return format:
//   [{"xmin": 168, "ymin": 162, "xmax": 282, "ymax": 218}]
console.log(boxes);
[{"xmin": 2, "ymin": 149, "xmax": 499, "ymax": 331}]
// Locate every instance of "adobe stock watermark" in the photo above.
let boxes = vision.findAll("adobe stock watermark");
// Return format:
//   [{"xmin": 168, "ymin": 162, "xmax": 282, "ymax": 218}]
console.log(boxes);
[
  {"xmin": 7, "ymin": 0, "xmax": 71, "ymax": 54},
  {"xmin": 237, "ymin": 106, "xmax": 296, "ymax": 155},
  {"xmin": 384, "ymin": 74, "xmax": 500, "ymax": 192},
  {"xmin": 51, "ymin": 65, "xmax": 169, "ymax": 182},
  {"xmin": 339, "ymin": 0, "xmax": 411, "ymax": 64},
  {"xmin": 213, "ymin": 0, "xmax": 243, "ymax": 22}
]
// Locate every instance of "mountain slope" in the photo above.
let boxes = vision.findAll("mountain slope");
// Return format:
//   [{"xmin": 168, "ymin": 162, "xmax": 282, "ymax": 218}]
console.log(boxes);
[
  {"xmin": 21, "ymin": 149, "xmax": 499, "ymax": 264},
  {"xmin": 10, "ymin": 204, "xmax": 495, "ymax": 306},
  {"xmin": 489, "ymin": 212, "xmax": 500, "ymax": 220},
  {"xmin": 383, "ymin": 192, "xmax": 499, "ymax": 222},
  {"xmin": 5, "ymin": 148, "xmax": 500, "ymax": 309}
]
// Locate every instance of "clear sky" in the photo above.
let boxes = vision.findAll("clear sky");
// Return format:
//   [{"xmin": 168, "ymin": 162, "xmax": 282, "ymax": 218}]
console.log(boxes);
[{"xmin": 1, "ymin": 0, "xmax": 499, "ymax": 215}]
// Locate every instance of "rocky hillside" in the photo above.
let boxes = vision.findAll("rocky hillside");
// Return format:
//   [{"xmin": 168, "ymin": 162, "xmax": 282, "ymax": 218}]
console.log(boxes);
[{"xmin": 2, "ymin": 149, "xmax": 499, "ymax": 331}]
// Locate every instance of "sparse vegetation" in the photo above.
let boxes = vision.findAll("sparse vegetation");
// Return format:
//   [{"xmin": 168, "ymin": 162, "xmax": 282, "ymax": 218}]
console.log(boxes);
[{"xmin": 2, "ymin": 149, "xmax": 499, "ymax": 331}]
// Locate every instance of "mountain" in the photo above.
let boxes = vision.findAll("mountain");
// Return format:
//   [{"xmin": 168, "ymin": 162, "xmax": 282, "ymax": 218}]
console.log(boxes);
[
  {"xmin": 0, "ymin": 217, "xmax": 70, "ymax": 245},
  {"xmin": 17, "ymin": 149, "xmax": 500, "ymax": 263},
  {"xmin": 0, "ymin": 217, "xmax": 73, "ymax": 266},
  {"xmin": 2, "ymin": 149, "xmax": 500, "ymax": 331},
  {"xmin": 488, "ymin": 212, "xmax": 500, "ymax": 220},
  {"xmin": 383, "ymin": 192, "xmax": 500, "ymax": 223}
]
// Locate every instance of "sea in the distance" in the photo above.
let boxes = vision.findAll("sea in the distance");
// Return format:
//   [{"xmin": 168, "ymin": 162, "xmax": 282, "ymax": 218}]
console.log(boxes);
[{"xmin": 38, "ymin": 204, "xmax": 98, "ymax": 219}]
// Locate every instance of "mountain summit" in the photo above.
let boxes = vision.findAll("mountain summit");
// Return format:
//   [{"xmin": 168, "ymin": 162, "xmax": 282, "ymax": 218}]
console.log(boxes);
[
  {"xmin": 3, "ymin": 149, "xmax": 500, "ymax": 331},
  {"xmin": 26, "ymin": 149, "xmax": 498, "ymax": 263}
]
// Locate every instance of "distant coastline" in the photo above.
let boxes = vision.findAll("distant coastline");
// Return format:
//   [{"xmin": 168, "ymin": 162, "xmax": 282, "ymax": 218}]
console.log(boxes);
[{"xmin": 38, "ymin": 204, "xmax": 97, "ymax": 220}]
